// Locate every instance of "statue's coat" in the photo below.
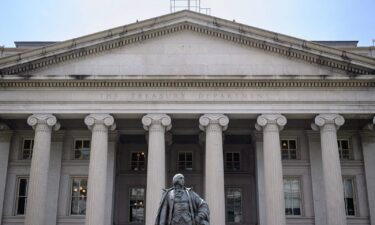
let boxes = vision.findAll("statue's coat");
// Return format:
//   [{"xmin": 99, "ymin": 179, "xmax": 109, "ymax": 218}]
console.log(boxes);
[{"xmin": 155, "ymin": 187, "xmax": 210, "ymax": 225}]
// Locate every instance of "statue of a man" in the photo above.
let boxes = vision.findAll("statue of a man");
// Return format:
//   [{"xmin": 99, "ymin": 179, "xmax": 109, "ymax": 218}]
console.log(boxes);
[{"xmin": 155, "ymin": 173, "xmax": 210, "ymax": 225}]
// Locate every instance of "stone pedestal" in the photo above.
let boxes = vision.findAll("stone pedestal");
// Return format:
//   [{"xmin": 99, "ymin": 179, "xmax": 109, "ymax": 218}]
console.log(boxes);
[
  {"xmin": 255, "ymin": 114, "xmax": 287, "ymax": 225},
  {"xmin": 84, "ymin": 114, "xmax": 116, "ymax": 225},
  {"xmin": 25, "ymin": 114, "xmax": 60, "ymax": 225},
  {"xmin": 142, "ymin": 114, "xmax": 171, "ymax": 225},
  {"xmin": 199, "ymin": 114, "xmax": 229, "ymax": 225},
  {"xmin": 312, "ymin": 114, "xmax": 347, "ymax": 225}
]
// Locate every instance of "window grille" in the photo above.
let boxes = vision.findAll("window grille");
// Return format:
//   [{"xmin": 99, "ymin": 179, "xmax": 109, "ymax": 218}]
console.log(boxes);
[
  {"xmin": 73, "ymin": 139, "xmax": 91, "ymax": 160},
  {"xmin": 226, "ymin": 188, "xmax": 242, "ymax": 222},
  {"xmin": 15, "ymin": 177, "xmax": 28, "ymax": 215},
  {"xmin": 280, "ymin": 139, "xmax": 297, "ymax": 160},
  {"xmin": 22, "ymin": 139, "xmax": 34, "ymax": 160},
  {"xmin": 131, "ymin": 152, "xmax": 146, "ymax": 171},
  {"xmin": 283, "ymin": 177, "xmax": 302, "ymax": 216},
  {"xmin": 178, "ymin": 151, "xmax": 193, "ymax": 171},
  {"xmin": 129, "ymin": 188, "xmax": 145, "ymax": 222},
  {"xmin": 70, "ymin": 177, "xmax": 88, "ymax": 215}
]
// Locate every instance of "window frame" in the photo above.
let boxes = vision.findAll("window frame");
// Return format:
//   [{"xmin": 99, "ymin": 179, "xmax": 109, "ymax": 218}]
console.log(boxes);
[
  {"xmin": 130, "ymin": 151, "xmax": 146, "ymax": 171},
  {"xmin": 177, "ymin": 151, "xmax": 193, "ymax": 171},
  {"xmin": 342, "ymin": 176, "xmax": 357, "ymax": 217},
  {"xmin": 225, "ymin": 187, "xmax": 242, "ymax": 223},
  {"xmin": 128, "ymin": 187, "xmax": 146, "ymax": 223},
  {"xmin": 69, "ymin": 176, "xmax": 88, "ymax": 216},
  {"xmin": 280, "ymin": 138, "xmax": 299, "ymax": 160},
  {"xmin": 224, "ymin": 151, "xmax": 241, "ymax": 172},
  {"xmin": 21, "ymin": 138, "xmax": 34, "ymax": 160},
  {"xmin": 72, "ymin": 138, "xmax": 91, "ymax": 160},
  {"xmin": 283, "ymin": 176, "xmax": 303, "ymax": 217},
  {"xmin": 337, "ymin": 139, "xmax": 352, "ymax": 160},
  {"xmin": 14, "ymin": 176, "xmax": 29, "ymax": 216}
]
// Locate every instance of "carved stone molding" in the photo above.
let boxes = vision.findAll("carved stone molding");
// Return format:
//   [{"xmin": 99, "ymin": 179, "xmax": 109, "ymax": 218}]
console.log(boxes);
[
  {"xmin": 141, "ymin": 114, "xmax": 171, "ymax": 132},
  {"xmin": 362, "ymin": 116, "xmax": 375, "ymax": 131},
  {"xmin": 1, "ymin": 80, "xmax": 375, "ymax": 89},
  {"xmin": 311, "ymin": 114, "xmax": 345, "ymax": 131},
  {"xmin": 27, "ymin": 114, "xmax": 60, "ymax": 132},
  {"xmin": 165, "ymin": 132, "xmax": 173, "ymax": 146},
  {"xmin": 0, "ymin": 123, "xmax": 10, "ymax": 130},
  {"xmin": 199, "ymin": 114, "xmax": 229, "ymax": 132},
  {"xmin": 84, "ymin": 114, "xmax": 116, "ymax": 131},
  {"xmin": 255, "ymin": 114, "xmax": 287, "ymax": 131}
]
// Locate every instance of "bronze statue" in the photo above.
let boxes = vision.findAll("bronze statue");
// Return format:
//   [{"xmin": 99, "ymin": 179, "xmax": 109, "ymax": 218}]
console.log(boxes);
[{"xmin": 155, "ymin": 173, "xmax": 210, "ymax": 225}]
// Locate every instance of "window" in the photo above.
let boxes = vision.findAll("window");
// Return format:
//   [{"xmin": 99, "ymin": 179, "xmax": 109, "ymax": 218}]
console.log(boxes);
[
  {"xmin": 226, "ymin": 188, "xmax": 242, "ymax": 222},
  {"xmin": 343, "ymin": 178, "xmax": 356, "ymax": 216},
  {"xmin": 178, "ymin": 151, "xmax": 193, "ymax": 171},
  {"xmin": 281, "ymin": 139, "xmax": 297, "ymax": 160},
  {"xmin": 22, "ymin": 139, "xmax": 34, "ymax": 160},
  {"xmin": 283, "ymin": 178, "xmax": 302, "ymax": 216},
  {"xmin": 15, "ymin": 177, "xmax": 28, "ymax": 215},
  {"xmin": 73, "ymin": 139, "xmax": 91, "ymax": 160},
  {"xmin": 70, "ymin": 177, "xmax": 87, "ymax": 215},
  {"xmin": 129, "ymin": 188, "xmax": 145, "ymax": 222},
  {"xmin": 225, "ymin": 152, "xmax": 240, "ymax": 171},
  {"xmin": 338, "ymin": 139, "xmax": 351, "ymax": 160},
  {"xmin": 131, "ymin": 152, "xmax": 146, "ymax": 171}
]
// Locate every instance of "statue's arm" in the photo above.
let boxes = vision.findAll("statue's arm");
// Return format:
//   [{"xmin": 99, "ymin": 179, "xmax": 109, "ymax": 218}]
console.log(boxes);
[{"xmin": 190, "ymin": 191, "xmax": 210, "ymax": 223}]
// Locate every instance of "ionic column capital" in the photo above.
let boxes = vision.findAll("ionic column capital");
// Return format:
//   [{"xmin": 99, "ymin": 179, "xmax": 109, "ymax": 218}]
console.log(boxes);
[
  {"xmin": 311, "ymin": 114, "xmax": 345, "ymax": 131},
  {"xmin": 84, "ymin": 114, "xmax": 116, "ymax": 131},
  {"xmin": 142, "ymin": 114, "xmax": 171, "ymax": 132},
  {"xmin": 255, "ymin": 114, "xmax": 287, "ymax": 132},
  {"xmin": 27, "ymin": 114, "xmax": 60, "ymax": 132},
  {"xmin": 199, "ymin": 114, "xmax": 229, "ymax": 131}
]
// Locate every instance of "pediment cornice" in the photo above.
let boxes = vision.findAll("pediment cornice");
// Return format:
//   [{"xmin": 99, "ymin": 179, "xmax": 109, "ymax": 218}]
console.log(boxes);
[{"xmin": 1, "ymin": 10, "xmax": 375, "ymax": 75}]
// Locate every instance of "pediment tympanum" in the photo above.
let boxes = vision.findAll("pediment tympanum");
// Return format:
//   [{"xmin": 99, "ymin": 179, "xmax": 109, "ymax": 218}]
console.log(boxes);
[{"xmin": 0, "ymin": 10, "xmax": 374, "ymax": 77}]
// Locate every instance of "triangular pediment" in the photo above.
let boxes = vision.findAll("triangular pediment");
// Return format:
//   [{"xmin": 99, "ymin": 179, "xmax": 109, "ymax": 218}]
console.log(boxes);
[{"xmin": 1, "ymin": 10, "xmax": 374, "ymax": 76}]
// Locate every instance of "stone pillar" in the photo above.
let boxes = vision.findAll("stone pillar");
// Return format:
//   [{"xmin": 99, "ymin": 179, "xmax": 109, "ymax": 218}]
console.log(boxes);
[
  {"xmin": 84, "ymin": 114, "xmax": 116, "ymax": 225},
  {"xmin": 142, "ymin": 114, "xmax": 171, "ymax": 225},
  {"xmin": 254, "ymin": 131, "xmax": 266, "ymax": 225},
  {"xmin": 45, "ymin": 131, "xmax": 65, "ymax": 225},
  {"xmin": 360, "ymin": 117, "xmax": 375, "ymax": 225},
  {"xmin": 307, "ymin": 131, "xmax": 327, "ymax": 225},
  {"xmin": 199, "ymin": 114, "xmax": 229, "ymax": 225},
  {"xmin": 312, "ymin": 114, "xmax": 346, "ymax": 225},
  {"xmin": 0, "ymin": 123, "xmax": 12, "ymax": 225},
  {"xmin": 255, "ymin": 114, "xmax": 287, "ymax": 225},
  {"xmin": 25, "ymin": 114, "xmax": 60, "ymax": 225}
]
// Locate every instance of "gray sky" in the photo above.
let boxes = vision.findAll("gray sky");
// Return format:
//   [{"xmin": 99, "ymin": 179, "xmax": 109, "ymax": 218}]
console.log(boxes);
[{"xmin": 1, "ymin": 0, "xmax": 374, "ymax": 47}]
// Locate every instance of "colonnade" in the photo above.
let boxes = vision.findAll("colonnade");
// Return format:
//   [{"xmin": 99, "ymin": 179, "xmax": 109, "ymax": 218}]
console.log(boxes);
[{"xmin": 1, "ymin": 113, "xmax": 372, "ymax": 225}]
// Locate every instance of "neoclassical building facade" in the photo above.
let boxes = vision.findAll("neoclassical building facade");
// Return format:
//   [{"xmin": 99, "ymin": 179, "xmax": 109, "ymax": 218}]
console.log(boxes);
[{"xmin": 0, "ymin": 10, "xmax": 375, "ymax": 225}]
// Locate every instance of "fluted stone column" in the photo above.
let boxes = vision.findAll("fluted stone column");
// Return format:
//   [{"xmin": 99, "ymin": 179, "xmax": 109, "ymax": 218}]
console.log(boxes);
[
  {"xmin": 312, "ymin": 114, "xmax": 347, "ymax": 225},
  {"xmin": 199, "ymin": 114, "xmax": 229, "ymax": 225},
  {"xmin": 0, "ymin": 123, "xmax": 12, "ymax": 225},
  {"xmin": 142, "ymin": 114, "xmax": 171, "ymax": 225},
  {"xmin": 25, "ymin": 114, "xmax": 60, "ymax": 225},
  {"xmin": 84, "ymin": 114, "xmax": 116, "ymax": 225},
  {"xmin": 360, "ymin": 117, "xmax": 375, "ymax": 225},
  {"xmin": 255, "ymin": 114, "xmax": 287, "ymax": 225}
]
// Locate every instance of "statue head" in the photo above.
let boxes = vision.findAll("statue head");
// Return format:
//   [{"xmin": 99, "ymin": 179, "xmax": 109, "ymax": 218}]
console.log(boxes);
[{"xmin": 172, "ymin": 173, "xmax": 185, "ymax": 187}]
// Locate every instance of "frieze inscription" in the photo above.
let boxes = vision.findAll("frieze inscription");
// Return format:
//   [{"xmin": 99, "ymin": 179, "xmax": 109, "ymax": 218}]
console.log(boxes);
[{"xmin": 101, "ymin": 91, "xmax": 259, "ymax": 102}]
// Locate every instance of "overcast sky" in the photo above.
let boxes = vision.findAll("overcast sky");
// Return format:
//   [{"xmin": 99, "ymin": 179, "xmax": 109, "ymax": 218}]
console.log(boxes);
[{"xmin": 1, "ymin": 0, "xmax": 374, "ymax": 47}]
